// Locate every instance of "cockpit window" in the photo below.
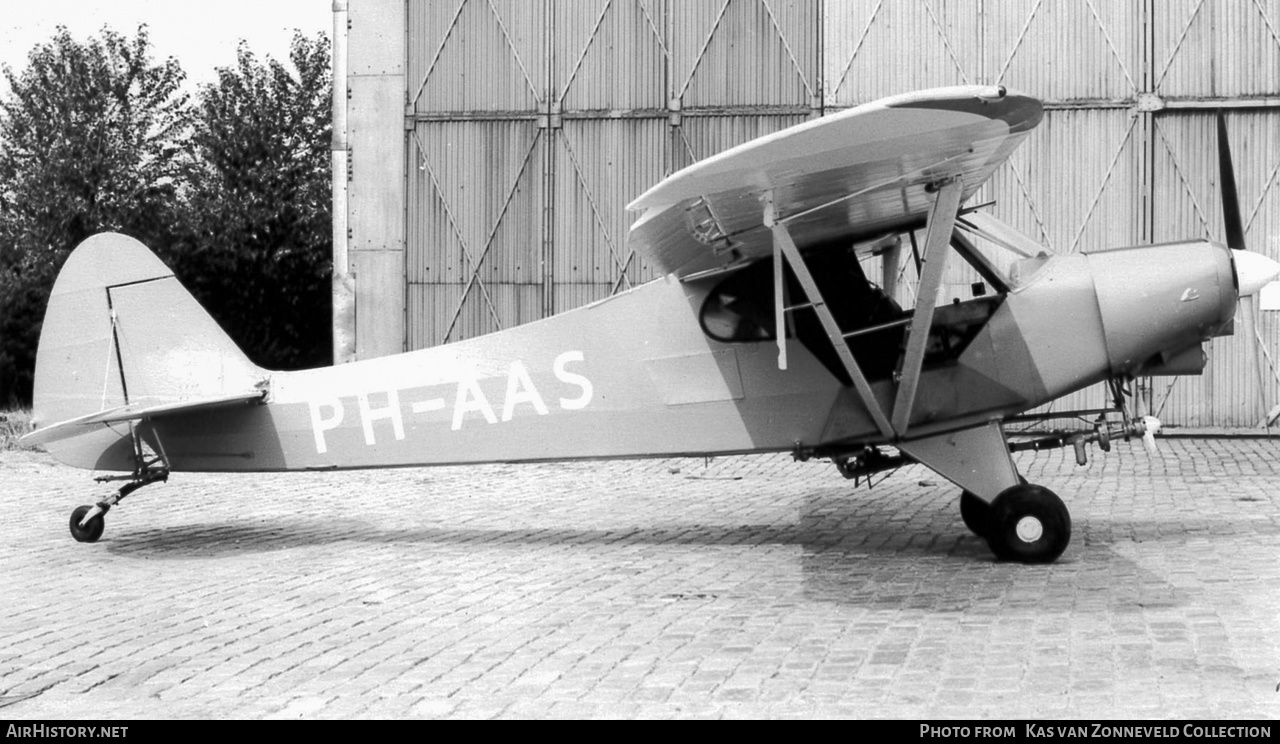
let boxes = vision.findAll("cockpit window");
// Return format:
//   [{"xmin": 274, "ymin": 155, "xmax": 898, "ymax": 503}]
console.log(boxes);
[{"xmin": 700, "ymin": 289, "xmax": 774, "ymax": 342}]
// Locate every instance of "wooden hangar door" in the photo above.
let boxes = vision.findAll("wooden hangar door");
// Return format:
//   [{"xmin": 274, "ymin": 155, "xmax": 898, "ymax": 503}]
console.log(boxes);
[
  {"xmin": 404, "ymin": 0, "xmax": 820, "ymax": 349},
  {"xmin": 393, "ymin": 0, "xmax": 1280, "ymax": 427},
  {"xmin": 827, "ymin": 0, "xmax": 1280, "ymax": 428}
]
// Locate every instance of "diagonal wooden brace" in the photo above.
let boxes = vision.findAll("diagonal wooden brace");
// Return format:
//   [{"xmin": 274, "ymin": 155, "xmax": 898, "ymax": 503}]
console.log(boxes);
[{"xmin": 891, "ymin": 177, "xmax": 964, "ymax": 435}]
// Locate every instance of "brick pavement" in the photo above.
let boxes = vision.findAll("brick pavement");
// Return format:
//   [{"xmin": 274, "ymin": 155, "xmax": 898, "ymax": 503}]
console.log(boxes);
[{"xmin": 0, "ymin": 437, "xmax": 1277, "ymax": 719}]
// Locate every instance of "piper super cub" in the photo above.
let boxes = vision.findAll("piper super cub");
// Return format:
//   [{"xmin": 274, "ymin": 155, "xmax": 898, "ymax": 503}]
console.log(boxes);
[{"xmin": 23, "ymin": 86, "xmax": 1280, "ymax": 563}]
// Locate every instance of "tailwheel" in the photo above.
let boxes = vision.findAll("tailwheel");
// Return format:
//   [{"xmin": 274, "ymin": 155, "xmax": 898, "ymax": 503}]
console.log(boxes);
[
  {"xmin": 68, "ymin": 424, "xmax": 169, "ymax": 544},
  {"xmin": 985, "ymin": 483, "xmax": 1071, "ymax": 564},
  {"xmin": 959, "ymin": 491, "xmax": 990, "ymax": 538},
  {"xmin": 69, "ymin": 505, "xmax": 106, "ymax": 543}
]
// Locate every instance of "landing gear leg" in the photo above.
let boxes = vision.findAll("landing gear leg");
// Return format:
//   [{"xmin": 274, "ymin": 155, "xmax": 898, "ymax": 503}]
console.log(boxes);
[
  {"xmin": 69, "ymin": 425, "xmax": 169, "ymax": 543},
  {"xmin": 898, "ymin": 422, "xmax": 1073, "ymax": 563}
]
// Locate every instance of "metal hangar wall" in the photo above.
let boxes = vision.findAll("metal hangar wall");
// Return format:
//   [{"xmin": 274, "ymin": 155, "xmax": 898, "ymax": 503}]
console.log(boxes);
[{"xmin": 333, "ymin": 0, "xmax": 1280, "ymax": 429}]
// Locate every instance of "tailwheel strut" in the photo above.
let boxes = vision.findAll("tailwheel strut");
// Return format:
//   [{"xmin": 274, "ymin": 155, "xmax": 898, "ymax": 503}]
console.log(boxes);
[{"xmin": 70, "ymin": 426, "xmax": 169, "ymax": 543}]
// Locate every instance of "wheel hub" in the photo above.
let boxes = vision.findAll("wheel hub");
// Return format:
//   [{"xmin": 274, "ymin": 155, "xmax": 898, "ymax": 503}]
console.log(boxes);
[{"xmin": 1015, "ymin": 515, "xmax": 1044, "ymax": 543}]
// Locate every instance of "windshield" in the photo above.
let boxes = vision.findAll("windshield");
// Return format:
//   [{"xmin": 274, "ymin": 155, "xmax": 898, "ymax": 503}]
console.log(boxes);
[{"xmin": 954, "ymin": 212, "xmax": 1053, "ymax": 290}]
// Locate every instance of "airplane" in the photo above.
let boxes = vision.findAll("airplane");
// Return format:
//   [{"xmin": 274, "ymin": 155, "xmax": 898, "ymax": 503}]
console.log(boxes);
[{"xmin": 22, "ymin": 85, "xmax": 1280, "ymax": 564}]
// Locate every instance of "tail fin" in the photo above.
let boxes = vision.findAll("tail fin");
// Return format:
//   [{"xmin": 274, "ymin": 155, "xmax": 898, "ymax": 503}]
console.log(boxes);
[{"xmin": 27, "ymin": 233, "xmax": 266, "ymax": 469}]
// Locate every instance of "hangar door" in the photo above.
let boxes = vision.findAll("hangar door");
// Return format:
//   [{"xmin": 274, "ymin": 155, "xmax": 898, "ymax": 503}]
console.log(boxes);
[
  {"xmin": 404, "ymin": 0, "xmax": 819, "ymax": 348},
  {"xmin": 826, "ymin": 0, "xmax": 1280, "ymax": 428},
  {"xmin": 397, "ymin": 0, "xmax": 1280, "ymax": 427}
]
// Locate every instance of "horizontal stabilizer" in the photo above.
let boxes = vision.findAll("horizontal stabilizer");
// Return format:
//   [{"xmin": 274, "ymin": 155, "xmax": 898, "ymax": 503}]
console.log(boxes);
[{"xmin": 21, "ymin": 390, "xmax": 266, "ymax": 447}]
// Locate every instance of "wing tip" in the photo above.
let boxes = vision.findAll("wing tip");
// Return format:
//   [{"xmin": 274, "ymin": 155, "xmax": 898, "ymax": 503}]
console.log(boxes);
[{"xmin": 886, "ymin": 85, "xmax": 1043, "ymax": 132}]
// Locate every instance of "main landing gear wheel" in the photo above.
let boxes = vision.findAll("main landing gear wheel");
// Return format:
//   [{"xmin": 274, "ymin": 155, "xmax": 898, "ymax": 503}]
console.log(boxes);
[
  {"xmin": 69, "ymin": 505, "xmax": 106, "ymax": 543},
  {"xmin": 959, "ymin": 491, "xmax": 991, "ymax": 538},
  {"xmin": 985, "ymin": 484, "xmax": 1071, "ymax": 564}
]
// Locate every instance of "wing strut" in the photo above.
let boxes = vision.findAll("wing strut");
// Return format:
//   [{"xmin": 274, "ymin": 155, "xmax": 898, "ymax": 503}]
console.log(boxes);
[
  {"xmin": 880, "ymin": 238, "xmax": 902, "ymax": 300},
  {"xmin": 892, "ymin": 177, "xmax": 964, "ymax": 435},
  {"xmin": 763, "ymin": 192, "xmax": 895, "ymax": 439},
  {"xmin": 773, "ymin": 230, "xmax": 788, "ymax": 371}
]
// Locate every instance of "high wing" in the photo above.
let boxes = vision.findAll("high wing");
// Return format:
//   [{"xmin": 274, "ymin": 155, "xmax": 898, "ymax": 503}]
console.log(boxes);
[{"xmin": 627, "ymin": 86, "xmax": 1043, "ymax": 279}]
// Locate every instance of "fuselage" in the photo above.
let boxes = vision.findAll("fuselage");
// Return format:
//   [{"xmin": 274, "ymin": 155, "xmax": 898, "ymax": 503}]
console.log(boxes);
[{"xmin": 103, "ymin": 240, "xmax": 1236, "ymax": 473}]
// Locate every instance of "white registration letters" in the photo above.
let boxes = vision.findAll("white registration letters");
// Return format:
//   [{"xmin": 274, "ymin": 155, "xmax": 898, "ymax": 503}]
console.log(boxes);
[
  {"xmin": 309, "ymin": 351, "xmax": 594, "ymax": 453},
  {"xmin": 308, "ymin": 397, "xmax": 344, "ymax": 454},
  {"xmin": 554, "ymin": 351, "xmax": 593, "ymax": 410},
  {"xmin": 501, "ymin": 361, "xmax": 549, "ymax": 422}
]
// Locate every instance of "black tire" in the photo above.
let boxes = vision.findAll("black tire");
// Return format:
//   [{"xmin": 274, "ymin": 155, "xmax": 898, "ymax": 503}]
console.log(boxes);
[
  {"xmin": 959, "ymin": 490, "xmax": 991, "ymax": 537},
  {"xmin": 69, "ymin": 505, "xmax": 105, "ymax": 543},
  {"xmin": 985, "ymin": 484, "xmax": 1070, "ymax": 564},
  {"xmin": 960, "ymin": 476, "xmax": 1024, "ymax": 538}
]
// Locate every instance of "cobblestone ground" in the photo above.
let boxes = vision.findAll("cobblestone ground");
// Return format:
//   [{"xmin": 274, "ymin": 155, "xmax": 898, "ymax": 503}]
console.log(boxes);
[{"xmin": 0, "ymin": 438, "xmax": 1277, "ymax": 719}]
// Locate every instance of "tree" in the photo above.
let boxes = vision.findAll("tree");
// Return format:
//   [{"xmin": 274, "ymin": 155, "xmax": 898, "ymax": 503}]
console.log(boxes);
[
  {"xmin": 170, "ymin": 32, "xmax": 332, "ymax": 371},
  {"xmin": 0, "ymin": 26, "xmax": 189, "ymax": 405},
  {"xmin": 0, "ymin": 27, "xmax": 333, "ymax": 405}
]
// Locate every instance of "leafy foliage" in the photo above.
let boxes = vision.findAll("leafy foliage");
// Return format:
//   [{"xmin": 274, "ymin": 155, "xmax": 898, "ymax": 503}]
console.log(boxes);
[
  {"xmin": 0, "ymin": 27, "xmax": 333, "ymax": 405},
  {"xmin": 0, "ymin": 26, "xmax": 189, "ymax": 404},
  {"xmin": 165, "ymin": 33, "xmax": 333, "ymax": 371}
]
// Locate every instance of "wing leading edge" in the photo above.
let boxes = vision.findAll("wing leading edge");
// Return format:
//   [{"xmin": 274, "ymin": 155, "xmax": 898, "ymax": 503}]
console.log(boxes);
[{"xmin": 627, "ymin": 86, "xmax": 1043, "ymax": 279}]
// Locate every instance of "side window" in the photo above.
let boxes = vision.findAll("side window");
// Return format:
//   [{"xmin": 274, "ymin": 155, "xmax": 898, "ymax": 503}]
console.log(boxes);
[
  {"xmin": 923, "ymin": 297, "xmax": 1002, "ymax": 367},
  {"xmin": 699, "ymin": 263, "xmax": 776, "ymax": 343}
]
